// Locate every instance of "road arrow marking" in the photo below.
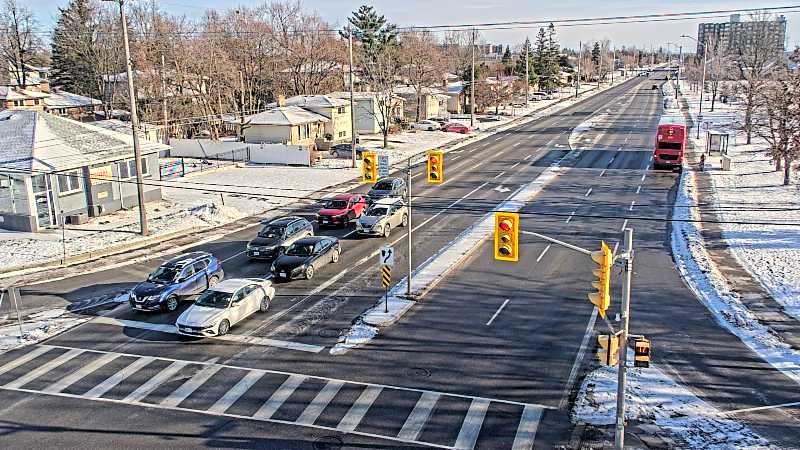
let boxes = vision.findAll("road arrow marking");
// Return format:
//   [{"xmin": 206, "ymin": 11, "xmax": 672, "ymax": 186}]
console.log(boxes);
[{"xmin": 494, "ymin": 185, "xmax": 511, "ymax": 193}]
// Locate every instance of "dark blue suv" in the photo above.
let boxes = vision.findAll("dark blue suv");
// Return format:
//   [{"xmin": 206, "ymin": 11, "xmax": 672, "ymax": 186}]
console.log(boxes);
[{"xmin": 129, "ymin": 252, "xmax": 225, "ymax": 312}]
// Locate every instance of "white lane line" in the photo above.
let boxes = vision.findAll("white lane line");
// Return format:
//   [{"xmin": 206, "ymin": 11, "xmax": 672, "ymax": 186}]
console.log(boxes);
[
  {"xmin": 342, "ymin": 229, "xmax": 357, "ymax": 238},
  {"xmin": 629, "ymin": 200, "xmax": 635, "ymax": 211},
  {"xmin": 641, "ymin": 173, "xmax": 647, "ymax": 182},
  {"xmin": 620, "ymin": 219, "xmax": 629, "ymax": 232},
  {"xmin": 720, "ymin": 400, "xmax": 800, "ymax": 416},
  {"xmin": 43, "ymin": 352, "xmax": 119, "ymax": 394},
  {"xmin": 609, "ymin": 156, "xmax": 615, "ymax": 163},
  {"xmin": 493, "ymin": 171, "xmax": 507, "ymax": 179},
  {"xmin": 84, "ymin": 357, "xmax": 155, "ymax": 399},
  {"xmin": 398, "ymin": 392, "xmax": 441, "ymax": 441},
  {"xmin": 411, "ymin": 172, "xmax": 423, "ymax": 180},
  {"xmin": 494, "ymin": 135, "xmax": 503, "ymax": 141},
  {"xmin": 485, "ymin": 299, "xmax": 510, "ymax": 326},
  {"xmin": 123, "ymin": 360, "xmax": 189, "ymax": 403},
  {"xmin": 296, "ymin": 380, "xmax": 345, "ymax": 426},
  {"xmin": 208, "ymin": 371, "xmax": 264, "ymax": 414},
  {"xmin": 337, "ymin": 385, "xmax": 384, "ymax": 432},
  {"xmin": 160, "ymin": 363, "xmax": 223, "ymax": 408},
  {"xmin": 452, "ymin": 154, "xmax": 464, "ymax": 160},
  {"xmin": 635, "ymin": 185, "xmax": 642, "ymax": 194},
  {"xmin": 512, "ymin": 404, "xmax": 545, "ymax": 450},
  {"xmin": 559, "ymin": 308, "xmax": 598, "ymax": 409},
  {"xmin": 536, "ymin": 245, "xmax": 551, "ymax": 263},
  {"xmin": 510, "ymin": 162, "xmax": 521, "ymax": 169},
  {"xmin": 92, "ymin": 316, "xmax": 325, "ymax": 354},
  {"xmin": 513, "ymin": 142, "xmax": 521, "ymax": 147},
  {"xmin": 454, "ymin": 398, "xmax": 490, "ymax": 450},
  {"xmin": 565, "ymin": 211, "xmax": 575, "ymax": 224},
  {"xmin": 612, "ymin": 241, "xmax": 620, "ymax": 256},
  {"xmin": 254, "ymin": 374, "xmax": 307, "ymax": 420},
  {"xmin": 524, "ymin": 154, "xmax": 532, "ymax": 160},
  {"xmin": 599, "ymin": 169, "xmax": 606, "ymax": 177},
  {"xmin": 585, "ymin": 187, "xmax": 593, "ymax": 197},
  {"xmin": 0, "ymin": 346, "xmax": 51, "ymax": 377},
  {"xmin": 221, "ymin": 251, "xmax": 246, "ymax": 264},
  {"xmin": 4, "ymin": 349, "xmax": 84, "ymax": 389}
]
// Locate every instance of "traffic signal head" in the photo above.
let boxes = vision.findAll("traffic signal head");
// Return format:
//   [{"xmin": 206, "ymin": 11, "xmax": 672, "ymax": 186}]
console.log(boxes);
[
  {"xmin": 588, "ymin": 241, "xmax": 612, "ymax": 318},
  {"xmin": 427, "ymin": 150, "xmax": 444, "ymax": 184},
  {"xmin": 597, "ymin": 334, "xmax": 620, "ymax": 366},
  {"xmin": 494, "ymin": 212, "xmax": 519, "ymax": 262},
  {"xmin": 634, "ymin": 337, "xmax": 651, "ymax": 368},
  {"xmin": 362, "ymin": 151, "xmax": 377, "ymax": 184}
]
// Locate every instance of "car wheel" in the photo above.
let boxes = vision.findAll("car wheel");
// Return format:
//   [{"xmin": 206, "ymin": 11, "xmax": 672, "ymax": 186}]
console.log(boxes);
[
  {"xmin": 383, "ymin": 224, "xmax": 391, "ymax": 238},
  {"xmin": 260, "ymin": 298, "xmax": 270, "ymax": 312},
  {"xmin": 401, "ymin": 214, "xmax": 408, "ymax": 227},
  {"xmin": 217, "ymin": 319, "xmax": 230, "ymax": 336},
  {"xmin": 332, "ymin": 249, "xmax": 340, "ymax": 263},
  {"xmin": 305, "ymin": 265, "xmax": 315, "ymax": 279},
  {"xmin": 163, "ymin": 295, "xmax": 179, "ymax": 312},
  {"xmin": 208, "ymin": 275, "xmax": 220, "ymax": 287}
]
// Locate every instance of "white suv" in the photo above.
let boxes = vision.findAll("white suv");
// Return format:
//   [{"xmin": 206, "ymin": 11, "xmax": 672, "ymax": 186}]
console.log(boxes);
[{"xmin": 356, "ymin": 197, "xmax": 408, "ymax": 237}]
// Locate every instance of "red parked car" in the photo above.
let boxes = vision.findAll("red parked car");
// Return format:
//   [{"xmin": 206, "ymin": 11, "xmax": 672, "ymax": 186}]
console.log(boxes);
[
  {"xmin": 317, "ymin": 193, "xmax": 367, "ymax": 227},
  {"xmin": 441, "ymin": 123, "xmax": 471, "ymax": 134}
]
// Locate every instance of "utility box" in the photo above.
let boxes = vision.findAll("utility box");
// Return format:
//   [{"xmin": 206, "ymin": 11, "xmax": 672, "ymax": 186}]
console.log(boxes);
[{"xmin": 721, "ymin": 155, "xmax": 732, "ymax": 171}]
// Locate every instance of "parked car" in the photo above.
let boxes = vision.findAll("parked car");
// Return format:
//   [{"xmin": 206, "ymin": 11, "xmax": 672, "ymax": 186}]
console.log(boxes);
[
  {"xmin": 412, "ymin": 120, "xmax": 441, "ymax": 131},
  {"xmin": 329, "ymin": 144, "xmax": 365, "ymax": 159},
  {"xmin": 176, "ymin": 278, "xmax": 275, "ymax": 337},
  {"xmin": 367, "ymin": 177, "xmax": 407, "ymax": 202},
  {"xmin": 478, "ymin": 115, "xmax": 504, "ymax": 122},
  {"xmin": 317, "ymin": 193, "xmax": 367, "ymax": 227},
  {"xmin": 441, "ymin": 123, "xmax": 471, "ymax": 134},
  {"xmin": 247, "ymin": 216, "xmax": 314, "ymax": 260},
  {"xmin": 530, "ymin": 91, "xmax": 552, "ymax": 100},
  {"xmin": 356, "ymin": 197, "xmax": 408, "ymax": 238},
  {"xmin": 429, "ymin": 117, "xmax": 449, "ymax": 125},
  {"xmin": 271, "ymin": 236, "xmax": 341, "ymax": 280},
  {"xmin": 129, "ymin": 252, "xmax": 224, "ymax": 312}
]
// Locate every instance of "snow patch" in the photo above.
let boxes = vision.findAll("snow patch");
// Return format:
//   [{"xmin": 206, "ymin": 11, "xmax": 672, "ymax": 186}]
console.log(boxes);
[{"xmin": 0, "ymin": 310, "xmax": 88, "ymax": 352}]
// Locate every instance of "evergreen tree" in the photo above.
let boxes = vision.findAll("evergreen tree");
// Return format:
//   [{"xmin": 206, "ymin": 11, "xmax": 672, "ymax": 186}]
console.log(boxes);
[
  {"xmin": 344, "ymin": 5, "xmax": 397, "ymax": 62},
  {"xmin": 501, "ymin": 45, "xmax": 513, "ymax": 75},
  {"xmin": 591, "ymin": 42, "xmax": 601, "ymax": 65},
  {"xmin": 545, "ymin": 23, "xmax": 561, "ymax": 88},
  {"xmin": 51, "ymin": 0, "xmax": 97, "ymax": 95},
  {"xmin": 533, "ymin": 27, "xmax": 551, "ymax": 89},
  {"xmin": 514, "ymin": 37, "xmax": 536, "ymax": 86}
]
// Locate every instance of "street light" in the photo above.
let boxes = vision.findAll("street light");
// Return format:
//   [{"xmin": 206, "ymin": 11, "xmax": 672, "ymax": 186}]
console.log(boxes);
[
  {"xmin": 681, "ymin": 34, "xmax": 706, "ymax": 138},
  {"xmin": 102, "ymin": 0, "xmax": 148, "ymax": 236}
]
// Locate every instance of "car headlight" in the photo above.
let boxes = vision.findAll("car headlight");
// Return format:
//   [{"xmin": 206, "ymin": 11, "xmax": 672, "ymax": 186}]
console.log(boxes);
[
  {"xmin": 270, "ymin": 263, "xmax": 276, "ymax": 272},
  {"xmin": 145, "ymin": 295, "xmax": 161, "ymax": 303},
  {"xmin": 291, "ymin": 265, "xmax": 304, "ymax": 275}
]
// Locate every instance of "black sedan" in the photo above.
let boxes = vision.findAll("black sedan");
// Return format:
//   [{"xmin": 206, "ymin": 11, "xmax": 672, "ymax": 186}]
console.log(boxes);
[{"xmin": 270, "ymin": 236, "xmax": 341, "ymax": 280}]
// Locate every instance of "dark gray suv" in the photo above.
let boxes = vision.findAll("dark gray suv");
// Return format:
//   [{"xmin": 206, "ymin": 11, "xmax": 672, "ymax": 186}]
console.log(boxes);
[
  {"xmin": 367, "ymin": 177, "xmax": 407, "ymax": 202},
  {"xmin": 247, "ymin": 216, "xmax": 314, "ymax": 260}
]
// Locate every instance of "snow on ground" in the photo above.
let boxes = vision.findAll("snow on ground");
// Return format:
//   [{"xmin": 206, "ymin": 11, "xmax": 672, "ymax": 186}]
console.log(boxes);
[
  {"xmin": 680, "ymin": 80, "xmax": 800, "ymax": 320},
  {"xmin": 0, "ymin": 308, "xmax": 88, "ymax": 352},
  {"xmin": 573, "ymin": 350, "xmax": 775, "ymax": 449}
]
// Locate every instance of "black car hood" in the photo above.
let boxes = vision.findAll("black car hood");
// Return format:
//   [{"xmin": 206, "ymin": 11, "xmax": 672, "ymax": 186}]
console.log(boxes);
[
  {"xmin": 273, "ymin": 255, "xmax": 311, "ymax": 270},
  {"xmin": 368, "ymin": 189, "xmax": 391, "ymax": 198},
  {"xmin": 250, "ymin": 236, "xmax": 280, "ymax": 246},
  {"xmin": 132, "ymin": 281, "xmax": 167, "ymax": 297}
]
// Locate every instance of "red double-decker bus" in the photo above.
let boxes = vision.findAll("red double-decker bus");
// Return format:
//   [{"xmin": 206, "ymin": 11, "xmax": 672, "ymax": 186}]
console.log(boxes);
[{"xmin": 654, "ymin": 115, "xmax": 686, "ymax": 171}]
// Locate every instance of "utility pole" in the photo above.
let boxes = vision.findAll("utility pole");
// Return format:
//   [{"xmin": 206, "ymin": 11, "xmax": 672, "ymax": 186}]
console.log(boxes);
[
  {"xmin": 698, "ymin": 41, "xmax": 707, "ymax": 139},
  {"xmin": 106, "ymin": 0, "xmax": 148, "ymax": 236},
  {"xmin": 611, "ymin": 47, "xmax": 615, "ymax": 84},
  {"xmin": 160, "ymin": 53, "xmax": 169, "ymax": 145},
  {"xmin": 470, "ymin": 28, "xmax": 476, "ymax": 128},
  {"xmin": 614, "ymin": 228, "xmax": 634, "ymax": 450},
  {"xmin": 576, "ymin": 41, "xmax": 582, "ymax": 98},
  {"xmin": 675, "ymin": 45, "xmax": 682, "ymax": 99},
  {"xmin": 406, "ymin": 157, "xmax": 412, "ymax": 297},
  {"xmin": 348, "ymin": 26, "xmax": 358, "ymax": 169},
  {"xmin": 239, "ymin": 70, "xmax": 246, "ymax": 141},
  {"xmin": 524, "ymin": 39, "xmax": 529, "ymax": 109}
]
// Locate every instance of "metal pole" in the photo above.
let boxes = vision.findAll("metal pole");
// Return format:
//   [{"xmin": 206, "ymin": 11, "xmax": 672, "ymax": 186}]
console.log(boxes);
[
  {"xmin": 597, "ymin": 42, "xmax": 603, "ymax": 88},
  {"xmin": 117, "ymin": 0, "xmax": 148, "ymax": 236},
  {"xmin": 470, "ymin": 29, "xmax": 476, "ymax": 128},
  {"xmin": 384, "ymin": 284, "xmax": 389, "ymax": 313},
  {"xmin": 348, "ymin": 27, "xmax": 358, "ymax": 169},
  {"xmin": 576, "ymin": 41, "xmax": 582, "ymax": 98},
  {"xmin": 524, "ymin": 40, "xmax": 529, "ymax": 109},
  {"xmin": 614, "ymin": 228, "xmax": 634, "ymax": 450},
  {"xmin": 406, "ymin": 157, "xmax": 412, "ymax": 297},
  {"xmin": 675, "ymin": 45, "xmax": 682, "ymax": 99},
  {"xmin": 11, "ymin": 288, "xmax": 23, "ymax": 342},
  {"xmin": 161, "ymin": 53, "xmax": 169, "ymax": 145},
  {"xmin": 698, "ymin": 41, "xmax": 707, "ymax": 139},
  {"xmin": 61, "ymin": 212, "xmax": 66, "ymax": 263}
]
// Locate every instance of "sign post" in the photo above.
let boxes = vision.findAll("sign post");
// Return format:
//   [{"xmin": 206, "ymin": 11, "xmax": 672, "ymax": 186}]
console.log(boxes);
[
  {"xmin": 377, "ymin": 152, "xmax": 390, "ymax": 179},
  {"xmin": 379, "ymin": 246, "xmax": 395, "ymax": 313}
]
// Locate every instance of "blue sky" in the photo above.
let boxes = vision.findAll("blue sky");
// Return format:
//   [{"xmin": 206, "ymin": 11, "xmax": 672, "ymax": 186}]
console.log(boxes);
[{"xmin": 26, "ymin": 0, "xmax": 800, "ymax": 50}]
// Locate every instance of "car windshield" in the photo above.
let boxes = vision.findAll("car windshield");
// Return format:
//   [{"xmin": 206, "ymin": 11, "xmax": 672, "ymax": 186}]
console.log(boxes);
[
  {"xmin": 148, "ymin": 266, "xmax": 179, "ymax": 283},
  {"xmin": 286, "ymin": 243, "xmax": 315, "ymax": 256},
  {"xmin": 367, "ymin": 206, "xmax": 389, "ymax": 216},
  {"xmin": 326, "ymin": 200, "xmax": 348, "ymax": 209},
  {"xmin": 194, "ymin": 290, "xmax": 231, "ymax": 309},
  {"xmin": 373, "ymin": 180, "xmax": 393, "ymax": 190},
  {"xmin": 258, "ymin": 225, "xmax": 284, "ymax": 239}
]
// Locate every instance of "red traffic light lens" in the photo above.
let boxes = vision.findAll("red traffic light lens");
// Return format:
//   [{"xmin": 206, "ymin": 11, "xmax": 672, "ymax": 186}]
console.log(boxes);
[
  {"xmin": 430, "ymin": 155, "xmax": 439, "ymax": 164},
  {"xmin": 499, "ymin": 219, "xmax": 513, "ymax": 231}
]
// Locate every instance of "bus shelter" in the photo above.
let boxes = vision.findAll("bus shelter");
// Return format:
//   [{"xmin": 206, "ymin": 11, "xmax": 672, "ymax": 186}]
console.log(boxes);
[{"xmin": 706, "ymin": 130, "xmax": 730, "ymax": 155}]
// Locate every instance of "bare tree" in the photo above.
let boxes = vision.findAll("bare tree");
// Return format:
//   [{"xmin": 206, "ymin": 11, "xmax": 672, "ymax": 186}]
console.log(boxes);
[
  {"xmin": 704, "ymin": 33, "xmax": 732, "ymax": 112},
  {"xmin": 400, "ymin": 30, "xmax": 446, "ymax": 122},
  {"xmin": 0, "ymin": 0, "xmax": 41, "ymax": 86},
  {"xmin": 754, "ymin": 71, "xmax": 791, "ymax": 174}
]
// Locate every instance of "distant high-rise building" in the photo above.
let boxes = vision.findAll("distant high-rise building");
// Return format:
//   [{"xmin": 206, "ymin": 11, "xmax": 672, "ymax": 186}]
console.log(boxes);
[{"xmin": 697, "ymin": 14, "xmax": 786, "ymax": 58}]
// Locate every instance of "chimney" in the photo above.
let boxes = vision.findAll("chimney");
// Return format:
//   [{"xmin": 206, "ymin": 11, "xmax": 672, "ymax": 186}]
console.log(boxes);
[{"xmin": 277, "ymin": 94, "xmax": 285, "ymax": 107}]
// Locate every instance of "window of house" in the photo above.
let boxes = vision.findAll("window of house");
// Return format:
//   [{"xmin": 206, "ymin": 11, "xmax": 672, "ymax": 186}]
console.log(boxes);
[
  {"xmin": 338, "ymin": 107, "xmax": 345, "ymax": 114},
  {"xmin": 299, "ymin": 123, "xmax": 309, "ymax": 140},
  {"xmin": 119, "ymin": 158, "xmax": 149, "ymax": 179},
  {"xmin": 57, "ymin": 170, "xmax": 82, "ymax": 195}
]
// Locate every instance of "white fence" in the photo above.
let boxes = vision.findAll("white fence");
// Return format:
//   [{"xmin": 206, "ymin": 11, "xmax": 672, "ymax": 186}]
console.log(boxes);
[
  {"xmin": 169, "ymin": 139, "xmax": 311, "ymax": 166},
  {"xmin": 249, "ymin": 143, "xmax": 311, "ymax": 166}
]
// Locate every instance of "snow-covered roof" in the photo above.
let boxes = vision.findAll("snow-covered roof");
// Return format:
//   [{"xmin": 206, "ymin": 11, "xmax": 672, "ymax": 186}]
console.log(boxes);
[
  {"xmin": 45, "ymin": 90, "xmax": 102, "ymax": 108},
  {"xmin": 446, "ymin": 82, "xmax": 465, "ymax": 95},
  {"xmin": 284, "ymin": 94, "xmax": 349, "ymax": 109},
  {"xmin": 0, "ymin": 110, "xmax": 170, "ymax": 173},
  {"xmin": 328, "ymin": 91, "xmax": 405, "ymax": 102},
  {"xmin": 19, "ymin": 89, "xmax": 50, "ymax": 99},
  {"xmin": 247, "ymin": 106, "xmax": 329, "ymax": 126},
  {"xmin": 393, "ymin": 86, "xmax": 444, "ymax": 96},
  {"xmin": 0, "ymin": 86, "xmax": 28, "ymax": 101}
]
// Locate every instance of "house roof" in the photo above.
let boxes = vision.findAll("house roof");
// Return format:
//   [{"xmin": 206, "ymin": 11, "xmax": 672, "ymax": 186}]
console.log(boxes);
[
  {"xmin": 246, "ymin": 106, "xmax": 329, "ymax": 126},
  {"xmin": 393, "ymin": 86, "xmax": 444, "ymax": 96},
  {"xmin": 284, "ymin": 94, "xmax": 349, "ymax": 109},
  {"xmin": 0, "ymin": 86, "xmax": 28, "ymax": 101},
  {"xmin": 45, "ymin": 90, "xmax": 102, "ymax": 108},
  {"xmin": 328, "ymin": 91, "xmax": 405, "ymax": 102},
  {"xmin": 0, "ymin": 110, "xmax": 170, "ymax": 173}
]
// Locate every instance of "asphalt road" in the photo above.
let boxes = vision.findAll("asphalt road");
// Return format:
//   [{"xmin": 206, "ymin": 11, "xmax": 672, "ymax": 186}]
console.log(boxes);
[{"xmin": 1, "ymin": 73, "xmax": 797, "ymax": 449}]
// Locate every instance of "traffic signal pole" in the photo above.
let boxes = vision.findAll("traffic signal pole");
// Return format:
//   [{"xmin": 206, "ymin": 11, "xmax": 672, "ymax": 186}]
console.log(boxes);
[
  {"xmin": 407, "ymin": 156, "xmax": 413, "ymax": 297},
  {"xmin": 614, "ymin": 228, "xmax": 634, "ymax": 450}
]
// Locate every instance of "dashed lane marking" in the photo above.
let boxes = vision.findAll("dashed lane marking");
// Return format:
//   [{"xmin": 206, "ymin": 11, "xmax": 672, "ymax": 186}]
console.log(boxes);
[
  {"xmin": 565, "ymin": 211, "xmax": 575, "ymax": 224},
  {"xmin": 536, "ymin": 245, "xmax": 551, "ymax": 263},
  {"xmin": 585, "ymin": 188, "xmax": 593, "ymax": 197},
  {"xmin": 485, "ymin": 299, "xmax": 510, "ymax": 326},
  {"xmin": 620, "ymin": 219, "xmax": 629, "ymax": 232},
  {"xmin": 629, "ymin": 201, "xmax": 635, "ymax": 211}
]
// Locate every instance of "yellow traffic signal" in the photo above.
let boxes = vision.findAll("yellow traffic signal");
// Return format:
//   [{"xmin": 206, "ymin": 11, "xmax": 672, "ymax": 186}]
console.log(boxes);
[
  {"xmin": 597, "ymin": 334, "xmax": 620, "ymax": 366},
  {"xmin": 634, "ymin": 337, "xmax": 651, "ymax": 368},
  {"xmin": 427, "ymin": 150, "xmax": 444, "ymax": 184},
  {"xmin": 494, "ymin": 212, "xmax": 519, "ymax": 262},
  {"xmin": 362, "ymin": 151, "xmax": 377, "ymax": 184},
  {"xmin": 588, "ymin": 241, "xmax": 612, "ymax": 318}
]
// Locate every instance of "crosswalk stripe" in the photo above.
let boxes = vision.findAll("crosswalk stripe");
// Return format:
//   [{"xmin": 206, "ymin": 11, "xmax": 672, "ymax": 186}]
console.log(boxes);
[
  {"xmin": 4, "ymin": 349, "xmax": 84, "ymax": 389},
  {"xmin": 397, "ymin": 392, "xmax": 440, "ymax": 441},
  {"xmin": 43, "ymin": 353, "xmax": 119, "ymax": 394},
  {"xmin": 453, "ymin": 398, "xmax": 490, "ymax": 450},
  {"xmin": 84, "ymin": 357, "xmax": 155, "ymax": 399},
  {"xmin": 253, "ymin": 374, "xmax": 306, "ymax": 420},
  {"xmin": 123, "ymin": 361, "xmax": 189, "ymax": 403},
  {"xmin": 160, "ymin": 364, "xmax": 222, "ymax": 408},
  {"xmin": 511, "ymin": 405, "xmax": 544, "ymax": 450},
  {"xmin": 295, "ymin": 380, "xmax": 344, "ymax": 426},
  {"xmin": 337, "ymin": 385, "xmax": 383, "ymax": 432},
  {"xmin": 0, "ymin": 346, "xmax": 51, "ymax": 378},
  {"xmin": 208, "ymin": 371, "xmax": 264, "ymax": 414}
]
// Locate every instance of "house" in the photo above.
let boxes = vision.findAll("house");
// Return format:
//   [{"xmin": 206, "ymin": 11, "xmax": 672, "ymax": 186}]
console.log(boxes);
[
  {"xmin": 44, "ymin": 89, "xmax": 103, "ymax": 121},
  {"xmin": 394, "ymin": 86, "xmax": 448, "ymax": 121},
  {"xmin": 3, "ymin": 63, "xmax": 102, "ymax": 120},
  {"xmin": 329, "ymin": 91, "xmax": 405, "ymax": 135},
  {"xmin": 242, "ymin": 106, "xmax": 329, "ymax": 147},
  {"xmin": 0, "ymin": 86, "xmax": 48, "ymax": 110},
  {"xmin": 444, "ymin": 81, "xmax": 466, "ymax": 114},
  {"xmin": 284, "ymin": 95, "xmax": 351, "ymax": 143},
  {"xmin": 0, "ymin": 110, "xmax": 169, "ymax": 232}
]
